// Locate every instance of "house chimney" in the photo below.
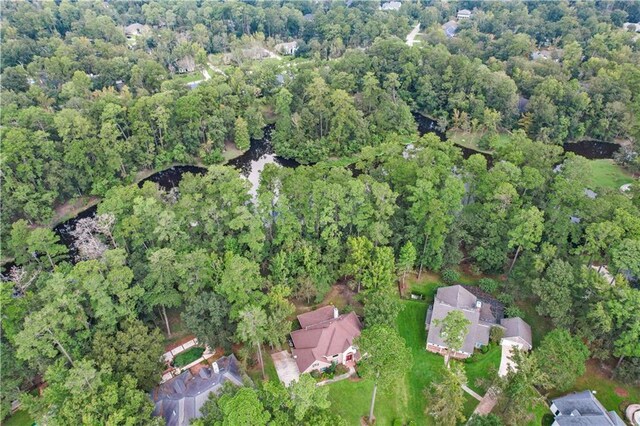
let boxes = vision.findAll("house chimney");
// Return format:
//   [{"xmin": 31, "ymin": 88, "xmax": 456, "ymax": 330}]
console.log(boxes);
[{"xmin": 333, "ymin": 307, "xmax": 339, "ymax": 319}]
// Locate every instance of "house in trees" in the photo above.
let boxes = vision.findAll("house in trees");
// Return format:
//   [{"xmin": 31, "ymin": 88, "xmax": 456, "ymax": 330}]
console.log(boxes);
[
  {"xmin": 124, "ymin": 23, "xmax": 150, "ymax": 39},
  {"xmin": 442, "ymin": 20, "xmax": 459, "ymax": 38},
  {"xmin": 380, "ymin": 1, "xmax": 402, "ymax": 11},
  {"xmin": 274, "ymin": 41, "xmax": 298, "ymax": 56},
  {"xmin": 623, "ymin": 22, "xmax": 640, "ymax": 33},
  {"xmin": 550, "ymin": 390, "xmax": 625, "ymax": 425},
  {"xmin": 175, "ymin": 56, "xmax": 196, "ymax": 74},
  {"xmin": 425, "ymin": 285, "xmax": 532, "ymax": 359},
  {"xmin": 457, "ymin": 9, "xmax": 472, "ymax": 19},
  {"xmin": 151, "ymin": 355, "xmax": 246, "ymax": 426},
  {"xmin": 291, "ymin": 305, "xmax": 362, "ymax": 374}
]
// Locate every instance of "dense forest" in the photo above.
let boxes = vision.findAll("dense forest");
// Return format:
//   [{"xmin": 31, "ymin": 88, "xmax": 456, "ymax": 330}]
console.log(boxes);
[{"xmin": 1, "ymin": 1, "xmax": 639, "ymax": 425}]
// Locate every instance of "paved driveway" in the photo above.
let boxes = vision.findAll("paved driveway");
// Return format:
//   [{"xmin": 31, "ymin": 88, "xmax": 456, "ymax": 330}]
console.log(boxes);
[
  {"xmin": 499, "ymin": 341, "xmax": 526, "ymax": 377},
  {"xmin": 271, "ymin": 350, "xmax": 300, "ymax": 387}
]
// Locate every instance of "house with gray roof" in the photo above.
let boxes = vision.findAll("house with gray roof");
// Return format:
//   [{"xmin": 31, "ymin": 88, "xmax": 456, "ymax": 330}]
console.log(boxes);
[
  {"xmin": 151, "ymin": 355, "xmax": 246, "ymax": 426},
  {"xmin": 425, "ymin": 285, "xmax": 531, "ymax": 359},
  {"xmin": 457, "ymin": 9, "xmax": 472, "ymax": 19},
  {"xmin": 380, "ymin": 1, "xmax": 402, "ymax": 11},
  {"xmin": 442, "ymin": 20, "xmax": 459, "ymax": 38},
  {"xmin": 550, "ymin": 390, "xmax": 625, "ymax": 426},
  {"xmin": 124, "ymin": 23, "xmax": 150, "ymax": 38}
]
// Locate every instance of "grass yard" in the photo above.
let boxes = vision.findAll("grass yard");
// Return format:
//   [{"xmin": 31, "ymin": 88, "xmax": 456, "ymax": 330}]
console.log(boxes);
[
  {"xmin": 328, "ymin": 299, "xmax": 501, "ymax": 425},
  {"xmin": 585, "ymin": 159, "xmax": 634, "ymax": 190},
  {"xmin": 2, "ymin": 410, "xmax": 34, "ymax": 426},
  {"xmin": 464, "ymin": 344, "xmax": 502, "ymax": 394},
  {"xmin": 173, "ymin": 346, "xmax": 205, "ymax": 367},
  {"xmin": 171, "ymin": 71, "xmax": 203, "ymax": 84},
  {"xmin": 246, "ymin": 348, "xmax": 278, "ymax": 383},
  {"xmin": 327, "ymin": 379, "xmax": 405, "ymax": 425}
]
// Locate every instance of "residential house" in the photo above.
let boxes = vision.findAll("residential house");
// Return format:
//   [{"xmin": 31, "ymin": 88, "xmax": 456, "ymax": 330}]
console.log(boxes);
[
  {"xmin": 175, "ymin": 56, "xmax": 196, "ymax": 74},
  {"xmin": 550, "ymin": 390, "xmax": 625, "ymax": 426},
  {"xmin": 425, "ymin": 285, "xmax": 531, "ymax": 359},
  {"xmin": 275, "ymin": 41, "xmax": 298, "ymax": 56},
  {"xmin": 152, "ymin": 355, "xmax": 246, "ymax": 426},
  {"xmin": 532, "ymin": 48, "xmax": 563, "ymax": 61},
  {"xmin": 457, "ymin": 9, "xmax": 472, "ymax": 19},
  {"xmin": 623, "ymin": 22, "xmax": 640, "ymax": 33},
  {"xmin": 442, "ymin": 20, "xmax": 459, "ymax": 38},
  {"xmin": 125, "ymin": 23, "xmax": 150, "ymax": 39},
  {"xmin": 291, "ymin": 305, "xmax": 362, "ymax": 374},
  {"xmin": 380, "ymin": 1, "xmax": 402, "ymax": 11}
]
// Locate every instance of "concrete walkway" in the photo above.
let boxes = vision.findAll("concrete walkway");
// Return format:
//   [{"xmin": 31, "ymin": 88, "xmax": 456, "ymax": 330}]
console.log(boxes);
[
  {"xmin": 316, "ymin": 367, "xmax": 355, "ymax": 386},
  {"xmin": 462, "ymin": 384, "xmax": 483, "ymax": 401},
  {"xmin": 473, "ymin": 387, "xmax": 499, "ymax": 415}
]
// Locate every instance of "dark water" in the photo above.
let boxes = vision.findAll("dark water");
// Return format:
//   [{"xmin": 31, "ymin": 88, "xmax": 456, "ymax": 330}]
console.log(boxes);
[
  {"xmin": 139, "ymin": 165, "xmax": 207, "ymax": 190},
  {"xmin": 412, "ymin": 112, "xmax": 492, "ymax": 162},
  {"xmin": 562, "ymin": 140, "xmax": 620, "ymax": 159},
  {"xmin": 412, "ymin": 112, "xmax": 620, "ymax": 161},
  {"xmin": 5, "ymin": 115, "xmax": 620, "ymax": 271},
  {"xmin": 227, "ymin": 125, "xmax": 299, "ymax": 175},
  {"xmin": 40, "ymin": 127, "xmax": 298, "ymax": 262}
]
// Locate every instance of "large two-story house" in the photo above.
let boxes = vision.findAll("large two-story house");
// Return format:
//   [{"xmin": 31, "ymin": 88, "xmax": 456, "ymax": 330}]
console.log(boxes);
[
  {"xmin": 291, "ymin": 305, "xmax": 362, "ymax": 374},
  {"xmin": 425, "ymin": 285, "xmax": 532, "ymax": 359}
]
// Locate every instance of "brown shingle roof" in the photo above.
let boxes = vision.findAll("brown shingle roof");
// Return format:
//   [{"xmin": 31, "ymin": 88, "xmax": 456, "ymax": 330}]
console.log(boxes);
[
  {"xmin": 297, "ymin": 305, "xmax": 335, "ymax": 328},
  {"xmin": 291, "ymin": 307, "xmax": 362, "ymax": 372}
]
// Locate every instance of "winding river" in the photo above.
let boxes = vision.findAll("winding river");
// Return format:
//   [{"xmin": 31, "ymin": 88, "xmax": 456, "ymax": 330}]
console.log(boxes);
[{"xmin": 7, "ymin": 115, "xmax": 623, "ymax": 266}]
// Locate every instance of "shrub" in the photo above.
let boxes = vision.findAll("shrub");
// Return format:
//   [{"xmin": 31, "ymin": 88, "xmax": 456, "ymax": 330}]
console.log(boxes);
[
  {"xmin": 310, "ymin": 370, "xmax": 322, "ymax": 379},
  {"xmin": 480, "ymin": 345, "xmax": 490, "ymax": 354},
  {"xmin": 490, "ymin": 326, "xmax": 505, "ymax": 344},
  {"xmin": 505, "ymin": 306, "xmax": 524, "ymax": 318},
  {"xmin": 615, "ymin": 357, "xmax": 640, "ymax": 385},
  {"xmin": 323, "ymin": 362, "xmax": 337, "ymax": 378},
  {"xmin": 441, "ymin": 268, "xmax": 460, "ymax": 284},
  {"xmin": 478, "ymin": 278, "xmax": 499, "ymax": 294},
  {"xmin": 335, "ymin": 364, "xmax": 349, "ymax": 375},
  {"xmin": 497, "ymin": 293, "xmax": 514, "ymax": 305}
]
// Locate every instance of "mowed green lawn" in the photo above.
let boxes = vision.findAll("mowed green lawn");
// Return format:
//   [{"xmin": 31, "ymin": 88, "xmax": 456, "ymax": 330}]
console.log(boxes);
[
  {"xmin": 586, "ymin": 159, "xmax": 634, "ymax": 190},
  {"xmin": 2, "ymin": 410, "xmax": 34, "ymax": 426},
  {"xmin": 328, "ymin": 300, "xmax": 494, "ymax": 425}
]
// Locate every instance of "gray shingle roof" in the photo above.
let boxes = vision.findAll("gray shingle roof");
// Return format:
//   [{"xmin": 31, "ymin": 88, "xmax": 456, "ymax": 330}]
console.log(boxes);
[
  {"xmin": 152, "ymin": 355, "xmax": 245, "ymax": 426},
  {"xmin": 551, "ymin": 391, "xmax": 626, "ymax": 426},
  {"xmin": 501, "ymin": 317, "xmax": 533, "ymax": 349},
  {"xmin": 426, "ymin": 285, "xmax": 530, "ymax": 355}
]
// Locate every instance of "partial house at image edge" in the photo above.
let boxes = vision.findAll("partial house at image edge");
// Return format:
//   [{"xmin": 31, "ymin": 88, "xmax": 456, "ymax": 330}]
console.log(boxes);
[
  {"xmin": 550, "ymin": 390, "xmax": 625, "ymax": 425},
  {"xmin": 151, "ymin": 354, "xmax": 246, "ymax": 426},
  {"xmin": 291, "ymin": 305, "xmax": 362, "ymax": 374}
]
